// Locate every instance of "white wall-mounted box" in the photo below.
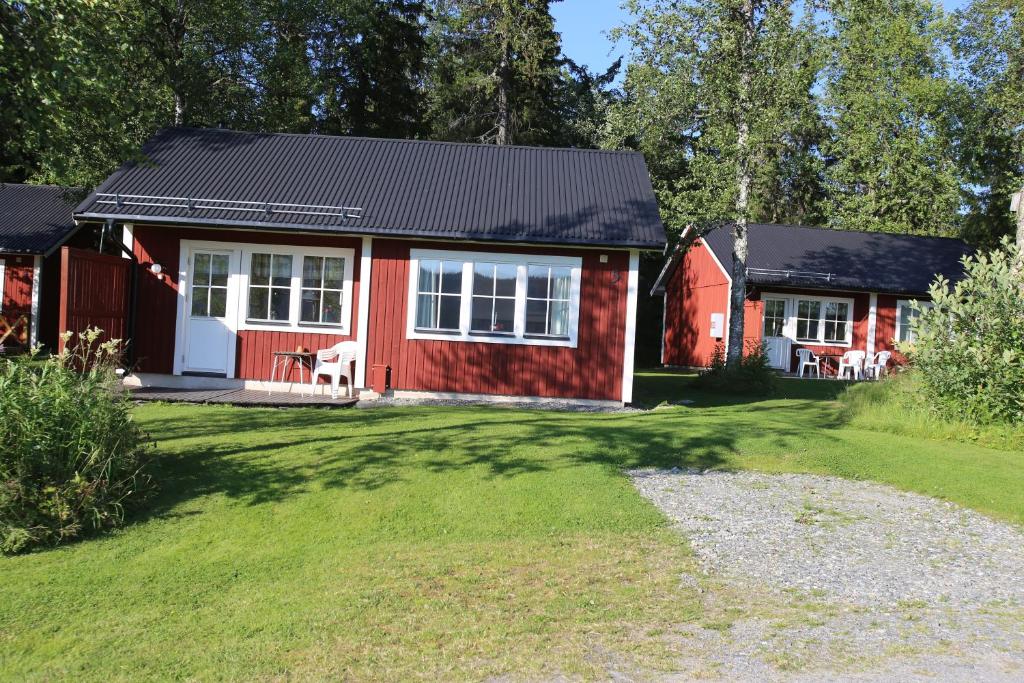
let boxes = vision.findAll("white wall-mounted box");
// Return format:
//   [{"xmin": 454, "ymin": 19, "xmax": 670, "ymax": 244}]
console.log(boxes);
[{"xmin": 710, "ymin": 312, "xmax": 725, "ymax": 338}]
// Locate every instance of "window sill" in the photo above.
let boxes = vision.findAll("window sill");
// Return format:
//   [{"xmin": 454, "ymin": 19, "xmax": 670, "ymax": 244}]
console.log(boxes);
[
  {"xmin": 795, "ymin": 339, "xmax": 852, "ymax": 348},
  {"xmin": 407, "ymin": 330, "xmax": 577, "ymax": 348},
  {"xmin": 239, "ymin": 320, "xmax": 350, "ymax": 336}
]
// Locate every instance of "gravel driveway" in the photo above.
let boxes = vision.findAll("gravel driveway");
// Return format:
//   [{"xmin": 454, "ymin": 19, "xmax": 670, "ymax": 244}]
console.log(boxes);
[{"xmin": 630, "ymin": 469, "xmax": 1024, "ymax": 682}]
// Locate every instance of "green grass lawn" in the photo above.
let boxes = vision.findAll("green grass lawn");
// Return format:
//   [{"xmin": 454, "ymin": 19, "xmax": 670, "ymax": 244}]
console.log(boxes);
[{"xmin": 2, "ymin": 371, "xmax": 1022, "ymax": 680}]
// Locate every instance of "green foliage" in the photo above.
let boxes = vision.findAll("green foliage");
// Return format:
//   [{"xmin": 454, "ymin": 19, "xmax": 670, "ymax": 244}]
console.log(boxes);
[
  {"xmin": 823, "ymin": 0, "xmax": 961, "ymax": 236},
  {"xmin": 902, "ymin": 237, "xmax": 1024, "ymax": 424},
  {"xmin": 697, "ymin": 341, "xmax": 777, "ymax": 395},
  {"xmin": 0, "ymin": 330, "xmax": 152, "ymax": 553},
  {"xmin": 608, "ymin": 0, "xmax": 827, "ymax": 239},
  {"xmin": 841, "ymin": 371, "xmax": 1024, "ymax": 451}
]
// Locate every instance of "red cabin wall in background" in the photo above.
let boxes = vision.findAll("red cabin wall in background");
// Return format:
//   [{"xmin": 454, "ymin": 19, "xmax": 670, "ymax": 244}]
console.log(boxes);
[
  {"xmin": 1, "ymin": 255, "xmax": 33, "ymax": 314},
  {"xmin": 365, "ymin": 238, "xmax": 629, "ymax": 401},
  {"xmin": 662, "ymin": 240, "xmax": 731, "ymax": 367},
  {"xmin": 131, "ymin": 225, "xmax": 362, "ymax": 379}
]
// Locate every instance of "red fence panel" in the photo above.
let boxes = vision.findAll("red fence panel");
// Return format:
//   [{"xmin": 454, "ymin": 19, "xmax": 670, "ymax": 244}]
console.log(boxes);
[{"xmin": 58, "ymin": 247, "xmax": 131, "ymax": 352}]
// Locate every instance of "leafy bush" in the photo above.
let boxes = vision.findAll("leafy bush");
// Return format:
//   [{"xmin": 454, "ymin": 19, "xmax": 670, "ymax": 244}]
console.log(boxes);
[
  {"xmin": 902, "ymin": 237, "xmax": 1024, "ymax": 425},
  {"xmin": 0, "ymin": 329, "xmax": 153, "ymax": 553},
  {"xmin": 697, "ymin": 340, "xmax": 777, "ymax": 394}
]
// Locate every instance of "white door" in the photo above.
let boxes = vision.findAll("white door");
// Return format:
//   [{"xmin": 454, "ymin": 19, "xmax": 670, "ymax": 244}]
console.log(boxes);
[
  {"xmin": 762, "ymin": 298, "xmax": 791, "ymax": 371},
  {"xmin": 183, "ymin": 249, "xmax": 236, "ymax": 376}
]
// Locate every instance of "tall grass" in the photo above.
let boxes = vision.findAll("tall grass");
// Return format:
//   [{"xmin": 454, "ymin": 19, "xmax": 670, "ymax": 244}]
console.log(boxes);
[
  {"xmin": 841, "ymin": 371, "xmax": 1024, "ymax": 452},
  {"xmin": 0, "ymin": 330, "xmax": 153, "ymax": 553}
]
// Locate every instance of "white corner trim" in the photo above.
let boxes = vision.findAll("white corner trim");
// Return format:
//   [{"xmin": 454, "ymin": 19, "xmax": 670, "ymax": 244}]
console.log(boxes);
[
  {"xmin": 121, "ymin": 223, "xmax": 134, "ymax": 259},
  {"xmin": 355, "ymin": 236, "xmax": 373, "ymax": 388},
  {"xmin": 866, "ymin": 293, "xmax": 878, "ymax": 358},
  {"xmin": 29, "ymin": 256, "xmax": 42, "ymax": 346},
  {"xmin": 0, "ymin": 259, "xmax": 5, "ymax": 314},
  {"xmin": 622, "ymin": 249, "xmax": 640, "ymax": 404}
]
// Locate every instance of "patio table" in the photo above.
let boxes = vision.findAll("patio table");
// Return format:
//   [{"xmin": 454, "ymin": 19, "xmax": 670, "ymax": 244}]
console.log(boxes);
[
  {"xmin": 816, "ymin": 353, "xmax": 845, "ymax": 378},
  {"xmin": 267, "ymin": 351, "xmax": 315, "ymax": 394}
]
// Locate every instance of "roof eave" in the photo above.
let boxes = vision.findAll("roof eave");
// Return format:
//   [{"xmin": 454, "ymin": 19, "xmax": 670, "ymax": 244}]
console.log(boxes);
[{"xmin": 73, "ymin": 212, "xmax": 667, "ymax": 251}]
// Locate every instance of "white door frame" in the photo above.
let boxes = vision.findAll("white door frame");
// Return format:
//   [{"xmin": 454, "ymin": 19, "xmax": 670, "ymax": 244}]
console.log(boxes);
[
  {"xmin": 761, "ymin": 296, "xmax": 793, "ymax": 370},
  {"xmin": 173, "ymin": 241, "xmax": 241, "ymax": 377}
]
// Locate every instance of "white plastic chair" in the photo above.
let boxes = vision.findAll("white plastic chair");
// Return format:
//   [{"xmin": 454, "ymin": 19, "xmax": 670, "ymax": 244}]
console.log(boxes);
[
  {"xmin": 309, "ymin": 341, "xmax": 358, "ymax": 398},
  {"xmin": 837, "ymin": 350, "xmax": 866, "ymax": 380},
  {"xmin": 864, "ymin": 351, "xmax": 892, "ymax": 380},
  {"xmin": 796, "ymin": 348, "xmax": 820, "ymax": 378}
]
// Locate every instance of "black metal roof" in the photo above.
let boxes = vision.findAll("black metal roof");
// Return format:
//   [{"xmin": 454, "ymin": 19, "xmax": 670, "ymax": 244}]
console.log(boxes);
[
  {"xmin": 75, "ymin": 127, "xmax": 666, "ymax": 250},
  {"xmin": 654, "ymin": 223, "xmax": 974, "ymax": 297},
  {"xmin": 0, "ymin": 184, "xmax": 81, "ymax": 255}
]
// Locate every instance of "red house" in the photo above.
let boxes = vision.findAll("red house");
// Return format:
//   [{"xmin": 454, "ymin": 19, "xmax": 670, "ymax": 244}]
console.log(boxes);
[
  {"xmin": 73, "ymin": 128, "xmax": 666, "ymax": 405},
  {"xmin": 0, "ymin": 184, "xmax": 85, "ymax": 351},
  {"xmin": 652, "ymin": 223, "xmax": 974, "ymax": 374}
]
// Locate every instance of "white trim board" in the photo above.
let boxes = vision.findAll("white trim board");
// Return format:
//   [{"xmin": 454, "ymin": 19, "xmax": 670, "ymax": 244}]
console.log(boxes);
[
  {"xmin": 354, "ymin": 236, "xmax": 373, "ymax": 388},
  {"xmin": 621, "ymin": 249, "xmax": 639, "ymax": 403},
  {"xmin": 29, "ymin": 256, "xmax": 42, "ymax": 346},
  {"xmin": 866, "ymin": 293, "xmax": 878, "ymax": 358}
]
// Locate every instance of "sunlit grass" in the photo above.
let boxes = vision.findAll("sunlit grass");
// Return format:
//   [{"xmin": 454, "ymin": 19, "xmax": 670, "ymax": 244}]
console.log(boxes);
[{"xmin": 2, "ymin": 371, "xmax": 1022, "ymax": 680}]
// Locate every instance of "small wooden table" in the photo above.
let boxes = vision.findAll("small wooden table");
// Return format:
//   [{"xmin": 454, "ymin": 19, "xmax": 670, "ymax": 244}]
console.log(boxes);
[
  {"xmin": 817, "ymin": 353, "xmax": 844, "ymax": 378},
  {"xmin": 267, "ymin": 351, "xmax": 315, "ymax": 393}
]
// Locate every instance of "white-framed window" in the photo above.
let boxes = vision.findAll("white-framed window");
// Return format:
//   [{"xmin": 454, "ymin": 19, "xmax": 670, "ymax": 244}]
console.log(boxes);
[
  {"xmin": 238, "ymin": 244, "xmax": 355, "ymax": 334},
  {"xmin": 406, "ymin": 248, "xmax": 583, "ymax": 347},
  {"xmin": 792, "ymin": 295, "xmax": 854, "ymax": 346},
  {"xmin": 762, "ymin": 298, "xmax": 786, "ymax": 337},
  {"xmin": 896, "ymin": 299, "xmax": 931, "ymax": 343},
  {"xmin": 190, "ymin": 252, "xmax": 231, "ymax": 318}
]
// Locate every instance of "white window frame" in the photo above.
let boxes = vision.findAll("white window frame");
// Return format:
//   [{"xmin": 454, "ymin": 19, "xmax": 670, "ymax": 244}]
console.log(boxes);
[
  {"xmin": 896, "ymin": 299, "xmax": 931, "ymax": 343},
  {"xmin": 406, "ymin": 248, "xmax": 583, "ymax": 348},
  {"xmin": 765, "ymin": 292, "xmax": 855, "ymax": 347}
]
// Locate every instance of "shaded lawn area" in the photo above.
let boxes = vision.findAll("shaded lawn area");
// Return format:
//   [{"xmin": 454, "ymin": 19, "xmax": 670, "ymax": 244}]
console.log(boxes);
[{"xmin": 2, "ymin": 371, "xmax": 1023, "ymax": 680}]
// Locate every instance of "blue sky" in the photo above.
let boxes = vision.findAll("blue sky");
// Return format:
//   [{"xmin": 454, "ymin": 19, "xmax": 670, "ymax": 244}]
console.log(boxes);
[{"xmin": 552, "ymin": 0, "xmax": 972, "ymax": 74}]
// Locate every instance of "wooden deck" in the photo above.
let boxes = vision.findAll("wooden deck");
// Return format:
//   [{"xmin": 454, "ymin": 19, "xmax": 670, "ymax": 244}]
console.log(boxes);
[{"xmin": 129, "ymin": 387, "xmax": 359, "ymax": 408}]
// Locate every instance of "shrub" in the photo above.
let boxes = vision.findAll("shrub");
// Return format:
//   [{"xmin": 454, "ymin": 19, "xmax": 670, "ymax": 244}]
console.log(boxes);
[
  {"xmin": 0, "ymin": 329, "xmax": 153, "ymax": 553},
  {"xmin": 902, "ymin": 237, "xmax": 1024, "ymax": 425},
  {"xmin": 697, "ymin": 340, "xmax": 777, "ymax": 394}
]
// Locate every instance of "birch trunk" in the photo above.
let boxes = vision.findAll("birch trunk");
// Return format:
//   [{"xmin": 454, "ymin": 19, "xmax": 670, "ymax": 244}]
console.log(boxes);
[
  {"xmin": 495, "ymin": 38, "xmax": 511, "ymax": 145},
  {"xmin": 1016, "ymin": 188, "xmax": 1024, "ymax": 249},
  {"xmin": 727, "ymin": 0, "xmax": 756, "ymax": 368}
]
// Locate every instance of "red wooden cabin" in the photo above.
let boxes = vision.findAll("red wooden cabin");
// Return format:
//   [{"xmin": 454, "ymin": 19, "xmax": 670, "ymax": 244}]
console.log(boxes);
[
  {"xmin": 0, "ymin": 184, "xmax": 86, "ymax": 352},
  {"xmin": 652, "ymin": 223, "xmax": 974, "ymax": 374},
  {"xmin": 73, "ymin": 128, "xmax": 666, "ymax": 405}
]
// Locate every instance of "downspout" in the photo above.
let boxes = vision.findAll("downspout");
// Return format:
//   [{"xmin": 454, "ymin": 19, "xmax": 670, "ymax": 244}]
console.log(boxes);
[{"xmin": 104, "ymin": 219, "xmax": 139, "ymax": 369}]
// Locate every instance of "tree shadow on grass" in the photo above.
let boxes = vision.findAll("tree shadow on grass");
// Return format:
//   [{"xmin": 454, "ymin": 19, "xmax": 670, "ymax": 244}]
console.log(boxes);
[{"xmin": 132, "ymin": 378, "xmax": 848, "ymax": 526}]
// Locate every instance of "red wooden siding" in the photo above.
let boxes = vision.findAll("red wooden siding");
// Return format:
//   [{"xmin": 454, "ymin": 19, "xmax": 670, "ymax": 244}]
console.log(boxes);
[
  {"xmin": 662, "ymin": 239, "xmax": 731, "ymax": 367},
  {"xmin": 131, "ymin": 225, "xmax": 362, "ymax": 377},
  {"xmin": 365, "ymin": 239, "xmax": 629, "ymax": 401},
  {"xmin": 1, "ymin": 255, "xmax": 34, "ymax": 313},
  {"xmin": 58, "ymin": 247, "xmax": 131, "ymax": 350}
]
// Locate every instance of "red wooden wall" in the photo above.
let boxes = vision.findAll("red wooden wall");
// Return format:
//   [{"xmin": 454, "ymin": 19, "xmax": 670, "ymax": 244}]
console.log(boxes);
[
  {"xmin": 365, "ymin": 239, "xmax": 628, "ymax": 401},
  {"xmin": 131, "ymin": 225, "xmax": 361, "ymax": 380},
  {"xmin": 1, "ymin": 255, "xmax": 33, "ymax": 313},
  {"xmin": 58, "ymin": 247, "xmax": 131, "ymax": 350},
  {"xmin": 662, "ymin": 239, "xmax": 731, "ymax": 367}
]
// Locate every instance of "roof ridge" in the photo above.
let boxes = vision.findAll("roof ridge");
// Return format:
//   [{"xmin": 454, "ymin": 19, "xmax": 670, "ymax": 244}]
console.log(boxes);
[{"xmin": 156, "ymin": 126, "xmax": 645, "ymax": 157}]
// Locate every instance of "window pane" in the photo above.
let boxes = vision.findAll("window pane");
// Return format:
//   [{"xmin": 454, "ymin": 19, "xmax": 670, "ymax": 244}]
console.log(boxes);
[
  {"xmin": 321, "ymin": 290, "xmax": 342, "ymax": 324},
  {"xmin": 323, "ymin": 257, "xmax": 345, "ymax": 290},
  {"xmin": 272, "ymin": 255, "xmax": 293, "ymax": 287},
  {"xmin": 441, "ymin": 261, "xmax": 462, "ymax": 293},
  {"xmin": 191, "ymin": 287, "xmax": 208, "ymax": 316},
  {"xmin": 494, "ymin": 263, "xmax": 517, "ymax": 297},
  {"xmin": 527, "ymin": 266, "xmax": 548, "ymax": 298},
  {"xmin": 248, "ymin": 287, "xmax": 268, "ymax": 319},
  {"xmin": 301, "ymin": 289, "xmax": 320, "ymax": 323},
  {"xmin": 250, "ymin": 253, "xmax": 270, "ymax": 286},
  {"xmin": 831, "ymin": 321, "xmax": 848, "ymax": 343},
  {"xmin": 416, "ymin": 293, "xmax": 438, "ymax": 328},
  {"xmin": 210, "ymin": 255, "xmax": 229, "ymax": 287},
  {"xmin": 209, "ymin": 287, "xmax": 227, "ymax": 318},
  {"xmin": 471, "ymin": 296, "xmax": 492, "ymax": 331},
  {"xmin": 473, "ymin": 263, "xmax": 494, "ymax": 296},
  {"xmin": 806, "ymin": 319, "xmax": 819, "ymax": 339},
  {"xmin": 824, "ymin": 321, "xmax": 837, "ymax": 342},
  {"xmin": 438, "ymin": 294, "xmax": 461, "ymax": 329},
  {"xmin": 833, "ymin": 302, "xmax": 849, "ymax": 320},
  {"xmin": 193, "ymin": 253, "xmax": 211, "ymax": 286},
  {"xmin": 798, "ymin": 300, "xmax": 820, "ymax": 319},
  {"xmin": 418, "ymin": 260, "xmax": 440, "ymax": 294},
  {"xmin": 525, "ymin": 299, "xmax": 547, "ymax": 334},
  {"xmin": 493, "ymin": 297, "xmax": 515, "ymax": 332},
  {"xmin": 302, "ymin": 256, "xmax": 323, "ymax": 289},
  {"xmin": 550, "ymin": 268, "xmax": 571, "ymax": 299},
  {"xmin": 548, "ymin": 300, "xmax": 570, "ymax": 336},
  {"xmin": 270, "ymin": 288, "xmax": 290, "ymax": 320}
]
